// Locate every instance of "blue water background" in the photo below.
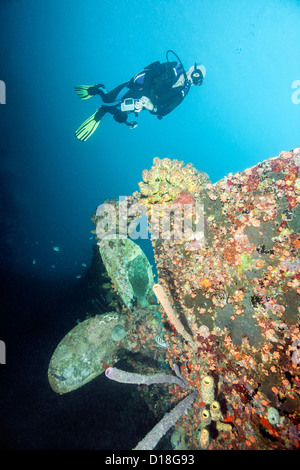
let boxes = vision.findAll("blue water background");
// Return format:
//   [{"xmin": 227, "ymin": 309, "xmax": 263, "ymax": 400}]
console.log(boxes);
[{"xmin": 1, "ymin": 0, "xmax": 299, "ymax": 280}]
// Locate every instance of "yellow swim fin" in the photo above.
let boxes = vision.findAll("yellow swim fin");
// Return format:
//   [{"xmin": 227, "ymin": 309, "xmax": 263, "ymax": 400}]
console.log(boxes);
[
  {"xmin": 75, "ymin": 107, "xmax": 106, "ymax": 141},
  {"xmin": 74, "ymin": 85, "xmax": 96, "ymax": 100},
  {"xmin": 74, "ymin": 84, "xmax": 106, "ymax": 100}
]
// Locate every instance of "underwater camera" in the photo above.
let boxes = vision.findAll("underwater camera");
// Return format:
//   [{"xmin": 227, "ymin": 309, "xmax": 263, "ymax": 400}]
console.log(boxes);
[{"xmin": 121, "ymin": 98, "xmax": 135, "ymax": 112}]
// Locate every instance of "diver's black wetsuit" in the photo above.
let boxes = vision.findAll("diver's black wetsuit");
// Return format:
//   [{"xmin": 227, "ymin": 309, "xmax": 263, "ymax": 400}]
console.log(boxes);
[
  {"xmin": 95, "ymin": 83, "xmax": 134, "ymax": 124},
  {"xmin": 97, "ymin": 60, "xmax": 191, "ymax": 124},
  {"xmin": 136, "ymin": 60, "xmax": 191, "ymax": 118}
]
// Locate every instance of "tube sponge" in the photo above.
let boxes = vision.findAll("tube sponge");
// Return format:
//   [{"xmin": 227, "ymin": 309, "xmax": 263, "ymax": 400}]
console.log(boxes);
[
  {"xmin": 134, "ymin": 391, "xmax": 198, "ymax": 450},
  {"xmin": 200, "ymin": 408, "xmax": 211, "ymax": 426},
  {"xmin": 201, "ymin": 375, "xmax": 215, "ymax": 405},
  {"xmin": 105, "ymin": 367, "xmax": 186, "ymax": 389},
  {"xmin": 199, "ymin": 428, "xmax": 210, "ymax": 449},
  {"xmin": 210, "ymin": 401, "xmax": 222, "ymax": 421},
  {"xmin": 153, "ymin": 283, "xmax": 195, "ymax": 346}
]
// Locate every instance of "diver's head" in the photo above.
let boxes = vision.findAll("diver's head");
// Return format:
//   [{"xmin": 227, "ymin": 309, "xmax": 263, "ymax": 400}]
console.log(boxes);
[{"xmin": 187, "ymin": 64, "xmax": 206, "ymax": 86}]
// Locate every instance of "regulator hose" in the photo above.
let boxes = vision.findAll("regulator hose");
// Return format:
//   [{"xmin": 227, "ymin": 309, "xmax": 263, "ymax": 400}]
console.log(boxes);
[{"xmin": 166, "ymin": 50, "xmax": 188, "ymax": 81}]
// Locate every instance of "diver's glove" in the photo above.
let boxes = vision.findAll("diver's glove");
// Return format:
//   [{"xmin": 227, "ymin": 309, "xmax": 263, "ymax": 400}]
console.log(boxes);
[{"xmin": 134, "ymin": 96, "xmax": 154, "ymax": 112}]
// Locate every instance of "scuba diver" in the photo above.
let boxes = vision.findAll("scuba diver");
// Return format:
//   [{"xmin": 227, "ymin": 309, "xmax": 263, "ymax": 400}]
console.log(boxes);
[{"xmin": 74, "ymin": 51, "xmax": 206, "ymax": 141}]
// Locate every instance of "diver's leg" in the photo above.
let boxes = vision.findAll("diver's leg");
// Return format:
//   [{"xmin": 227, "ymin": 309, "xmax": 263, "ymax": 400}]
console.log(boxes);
[
  {"xmin": 104, "ymin": 106, "xmax": 137, "ymax": 129},
  {"xmin": 74, "ymin": 84, "xmax": 106, "ymax": 100},
  {"xmin": 106, "ymin": 105, "xmax": 138, "ymax": 128},
  {"xmin": 75, "ymin": 81, "xmax": 132, "ymax": 104},
  {"xmin": 98, "ymin": 82, "xmax": 130, "ymax": 103}
]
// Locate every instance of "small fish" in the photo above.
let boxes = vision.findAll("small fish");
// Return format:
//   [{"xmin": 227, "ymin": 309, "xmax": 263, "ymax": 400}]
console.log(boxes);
[
  {"xmin": 53, "ymin": 246, "xmax": 60, "ymax": 252},
  {"xmin": 32, "ymin": 259, "xmax": 37, "ymax": 265},
  {"xmin": 51, "ymin": 265, "xmax": 56, "ymax": 269},
  {"xmin": 154, "ymin": 333, "xmax": 168, "ymax": 348},
  {"xmin": 81, "ymin": 263, "xmax": 87, "ymax": 268},
  {"xmin": 76, "ymin": 275, "xmax": 81, "ymax": 279}
]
